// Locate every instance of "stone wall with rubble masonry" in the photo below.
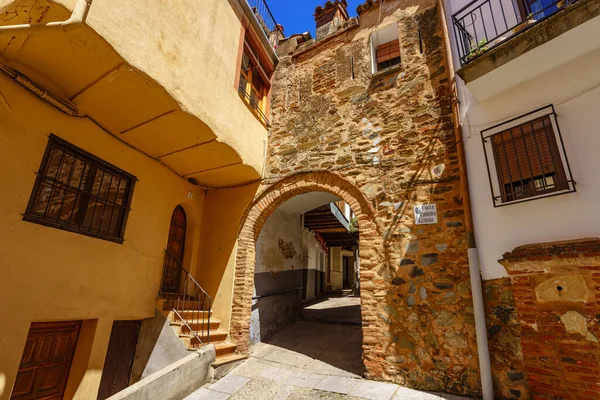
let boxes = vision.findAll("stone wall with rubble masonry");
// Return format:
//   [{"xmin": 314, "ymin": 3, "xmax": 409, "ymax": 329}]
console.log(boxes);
[{"xmin": 258, "ymin": 0, "xmax": 485, "ymax": 395}]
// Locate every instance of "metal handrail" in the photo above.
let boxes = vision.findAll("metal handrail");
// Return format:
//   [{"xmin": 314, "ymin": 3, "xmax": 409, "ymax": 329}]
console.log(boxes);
[
  {"xmin": 160, "ymin": 250, "xmax": 212, "ymax": 346},
  {"xmin": 452, "ymin": 0, "xmax": 574, "ymax": 65}
]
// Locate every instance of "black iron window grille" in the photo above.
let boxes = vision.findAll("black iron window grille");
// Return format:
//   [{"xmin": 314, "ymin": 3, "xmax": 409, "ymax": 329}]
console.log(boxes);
[
  {"xmin": 481, "ymin": 105, "xmax": 575, "ymax": 207},
  {"xmin": 452, "ymin": 0, "xmax": 576, "ymax": 65},
  {"xmin": 24, "ymin": 135, "xmax": 136, "ymax": 243}
]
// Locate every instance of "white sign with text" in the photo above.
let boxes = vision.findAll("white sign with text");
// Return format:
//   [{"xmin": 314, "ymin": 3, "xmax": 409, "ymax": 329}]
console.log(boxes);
[{"xmin": 414, "ymin": 204, "xmax": 438, "ymax": 225}]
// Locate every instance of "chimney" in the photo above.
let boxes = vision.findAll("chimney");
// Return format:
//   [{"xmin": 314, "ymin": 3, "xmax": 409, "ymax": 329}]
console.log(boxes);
[{"xmin": 314, "ymin": 0, "xmax": 349, "ymax": 41}]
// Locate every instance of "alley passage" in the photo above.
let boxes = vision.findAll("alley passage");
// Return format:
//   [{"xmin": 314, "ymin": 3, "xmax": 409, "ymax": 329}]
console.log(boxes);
[{"xmin": 185, "ymin": 319, "xmax": 472, "ymax": 400}]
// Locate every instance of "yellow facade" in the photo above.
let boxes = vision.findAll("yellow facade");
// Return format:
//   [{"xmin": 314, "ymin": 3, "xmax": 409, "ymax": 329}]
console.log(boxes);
[{"xmin": 0, "ymin": 0, "xmax": 275, "ymax": 398}]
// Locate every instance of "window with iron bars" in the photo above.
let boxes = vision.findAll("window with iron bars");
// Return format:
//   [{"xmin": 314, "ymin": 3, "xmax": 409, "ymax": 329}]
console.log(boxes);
[
  {"xmin": 481, "ymin": 105, "xmax": 575, "ymax": 207},
  {"xmin": 24, "ymin": 135, "xmax": 136, "ymax": 243}
]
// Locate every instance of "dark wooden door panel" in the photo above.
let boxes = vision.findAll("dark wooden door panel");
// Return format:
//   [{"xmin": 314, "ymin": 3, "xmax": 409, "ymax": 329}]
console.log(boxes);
[
  {"xmin": 162, "ymin": 206, "xmax": 186, "ymax": 293},
  {"xmin": 96, "ymin": 320, "xmax": 141, "ymax": 400},
  {"xmin": 12, "ymin": 321, "xmax": 81, "ymax": 400}
]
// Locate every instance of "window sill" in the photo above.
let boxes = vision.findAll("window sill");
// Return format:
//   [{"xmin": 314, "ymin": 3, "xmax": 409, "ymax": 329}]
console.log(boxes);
[
  {"xmin": 372, "ymin": 64, "xmax": 402, "ymax": 79},
  {"xmin": 493, "ymin": 182, "xmax": 576, "ymax": 208},
  {"xmin": 22, "ymin": 214, "xmax": 125, "ymax": 244}
]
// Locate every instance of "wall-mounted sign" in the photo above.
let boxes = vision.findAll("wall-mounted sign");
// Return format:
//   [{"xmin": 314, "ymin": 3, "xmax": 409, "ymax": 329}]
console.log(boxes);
[{"xmin": 414, "ymin": 204, "xmax": 438, "ymax": 225}]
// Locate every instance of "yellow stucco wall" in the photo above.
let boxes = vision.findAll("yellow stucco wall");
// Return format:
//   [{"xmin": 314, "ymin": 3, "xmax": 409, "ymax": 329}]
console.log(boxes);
[
  {"xmin": 59, "ymin": 0, "xmax": 269, "ymax": 174},
  {"xmin": 197, "ymin": 184, "xmax": 260, "ymax": 332},
  {"xmin": 0, "ymin": 70, "xmax": 206, "ymax": 399}
]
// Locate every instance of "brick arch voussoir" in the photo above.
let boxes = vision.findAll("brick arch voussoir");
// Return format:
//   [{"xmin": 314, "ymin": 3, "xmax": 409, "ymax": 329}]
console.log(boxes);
[{"xmin": 231, "ymin": 171, "xmax": 379, "ymax": 354}]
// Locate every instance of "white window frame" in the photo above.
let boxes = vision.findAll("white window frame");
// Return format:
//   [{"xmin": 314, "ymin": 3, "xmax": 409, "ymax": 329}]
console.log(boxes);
[{"xmin": 370, "ymin": 23, "xmax": 400, "ymax": 74}]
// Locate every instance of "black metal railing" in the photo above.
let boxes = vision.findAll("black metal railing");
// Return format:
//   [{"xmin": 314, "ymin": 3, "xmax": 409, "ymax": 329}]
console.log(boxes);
[
  {"xmin": 246, "ymin": 0, "xmax": 280, "ymax": 48},
  {"xmin": 453, "ymin": 0, "xmax": 574, "ymax": 65},
  {"xmin": 160, "ymin": 250, "xmax": 212, "ymax": 346},
  {"xmin": 238, "ymin": 86, "xmax": 270, "ymax": 127}
]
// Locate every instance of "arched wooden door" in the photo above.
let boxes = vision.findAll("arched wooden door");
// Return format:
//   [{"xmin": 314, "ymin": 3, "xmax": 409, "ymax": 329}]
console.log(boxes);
[{"xmin": 161, "ymin": 206, "xmax": 186, "ymax": 293}]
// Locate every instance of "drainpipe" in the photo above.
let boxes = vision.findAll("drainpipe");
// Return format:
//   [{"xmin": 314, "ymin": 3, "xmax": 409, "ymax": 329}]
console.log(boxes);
[
  {"xmin": 437, "ymin": 1, "xmax": 494, "ymax": 399},
  {"xmin": 0, "ymin": 0, "xmax": 92, "ymax": 36}
]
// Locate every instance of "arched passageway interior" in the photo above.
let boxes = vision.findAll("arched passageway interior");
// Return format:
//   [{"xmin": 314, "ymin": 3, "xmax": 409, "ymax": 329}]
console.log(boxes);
[{"xmin": 249, "ymin": 191, "xmax": 364, "ymax": 376}]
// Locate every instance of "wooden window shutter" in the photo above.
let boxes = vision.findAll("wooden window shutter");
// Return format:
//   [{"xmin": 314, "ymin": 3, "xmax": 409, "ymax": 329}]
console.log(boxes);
[
  {"xmin": 492, "ymin": 116, "xmax": 560, "ymax": 185},
  {"xmin": 376, "ymin": 40, "xmax": 400, "ymax": 64}
]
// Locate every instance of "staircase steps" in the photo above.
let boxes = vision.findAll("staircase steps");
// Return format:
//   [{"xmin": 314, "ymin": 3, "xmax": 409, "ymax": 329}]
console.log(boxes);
[
  {"xmin": 163, "ymin": 309, "xmax": 212, "ymax": 322},
  {"xmin": 215, "ymin": 343, "xmax": 238, "ymax": 358},
  {"xmin": 159, "ymin": 297, "xmax": 246, "ymax": 367},
  {"xmin": 169, "ymin": 319, "xmax": 221, "ymax": 335},
  {"xmin": 179, "ymin": 328, "xmax": 228, "ymax": 347},
  {"xmin": 161, "ymin": 299, "xmax": 207, "ymax": 311}
]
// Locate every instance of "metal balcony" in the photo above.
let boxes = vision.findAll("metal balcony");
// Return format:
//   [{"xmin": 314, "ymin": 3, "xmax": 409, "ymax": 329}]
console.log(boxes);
[
  {"xmin": 453, "ymin": 0, "xmax": 576, "ymax": 65},
  {"xmin": 246, "ymin": 0, "xmax": 281, "ymax": 49}
]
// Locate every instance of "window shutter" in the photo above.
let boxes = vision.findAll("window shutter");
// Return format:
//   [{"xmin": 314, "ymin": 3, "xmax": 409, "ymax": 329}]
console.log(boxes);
[
  {"xmin": 492, "ymin": 116, "xmax": 557, "ymax": 185},
  {"xmin": 376, "ymin": 40, "xmax": 400, "ymax": 64}
]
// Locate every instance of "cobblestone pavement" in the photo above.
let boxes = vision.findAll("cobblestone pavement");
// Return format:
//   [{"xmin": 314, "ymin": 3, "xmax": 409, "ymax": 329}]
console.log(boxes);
[{"xmin": 185, "ymin": 320, "xmax": 474, "ymax": 400}]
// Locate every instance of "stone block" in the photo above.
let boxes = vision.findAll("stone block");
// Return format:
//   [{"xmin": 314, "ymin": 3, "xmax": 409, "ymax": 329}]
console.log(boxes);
[
  {"xmin": 535, "ymin": 275, "xmax": 588, "ymax": 302},
  {"xmin": 421, "ymin": 253, "xmax": 439, "ymax": 266}
]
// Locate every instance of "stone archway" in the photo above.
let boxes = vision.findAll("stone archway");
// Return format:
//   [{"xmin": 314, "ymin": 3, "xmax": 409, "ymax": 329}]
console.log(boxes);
[{"xmin": 230, "ymin": 171, "xmax": 381, "ymax": 361}]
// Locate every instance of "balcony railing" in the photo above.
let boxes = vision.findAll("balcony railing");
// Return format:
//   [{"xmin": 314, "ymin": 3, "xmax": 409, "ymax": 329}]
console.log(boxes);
[
  {"xmin": 247, "ymin": 0, "xmax": 280, "ymax": 48},
  {"xmin": 453, "ymin": 0, "xmax": 575, "ymax": 65},
  {"xmin": 160, "ymin": 250, "xmax": 212, "ymax": 346}
]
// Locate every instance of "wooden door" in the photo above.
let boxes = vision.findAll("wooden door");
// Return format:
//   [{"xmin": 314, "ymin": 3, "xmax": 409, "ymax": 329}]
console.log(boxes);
[
  {"xmin": 11, "ymin": 321, "xmax": 81, "ymax": 400},
  {"xmin": 96, "ymin": 321, "xmax": 141, "ymax": 400},
  {"xmin": 161, "ymin": 206, "xmax": 187, "ymax": 293}
]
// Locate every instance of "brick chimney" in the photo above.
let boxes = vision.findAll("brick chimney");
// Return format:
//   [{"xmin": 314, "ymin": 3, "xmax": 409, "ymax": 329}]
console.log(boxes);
[{"xmin": 314, "ymin": 0, "xmax": 349, "ymax": 41}]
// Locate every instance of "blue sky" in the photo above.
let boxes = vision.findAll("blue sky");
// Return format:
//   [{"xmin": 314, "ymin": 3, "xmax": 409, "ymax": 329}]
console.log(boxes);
[{"xmin": 267, "ymin": 0, "xmax": 364, "ymax": 37}]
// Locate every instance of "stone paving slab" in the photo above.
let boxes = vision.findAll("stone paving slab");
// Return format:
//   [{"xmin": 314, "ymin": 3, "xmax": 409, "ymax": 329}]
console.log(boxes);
[
  {"xmin": 208, "ymin": 374, "xmax": 251, "ymax": 394},
  {"xmin": 286, "ymin": 370, "xmax": 325, "ymax": 389},
  {"xmin": 260, "ymin": 365, "xmax": 297, "ymax": 383},
  {"xmin": 348, "ymin": 380, "xmax": 399, "ymax": 400},
  {"xmin": 264, "ymin": 349, "xmax": 313, "ymax": 368},
  {"xmin": 184, "ymin": 388, "xmax": 230, "ymax": 400},
  {"xmin": 314, "ymin": 376, "xmax": 361, "ymax": 395}
]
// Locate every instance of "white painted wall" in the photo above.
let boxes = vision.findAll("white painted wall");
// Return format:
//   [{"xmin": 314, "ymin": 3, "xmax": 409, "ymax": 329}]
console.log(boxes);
[
  {"xmin": 444, "ymin": 1, "xmax": 600, "ymax": 280},
  {"xmin": 302, "ymin": 229, "xmax": 328, "ymax": 300},
  {"xmin": 255, "ymin": 209, "xmax": 303, "ymax": 274},
  {"xmin": 329, "ymin": 247, "xmax": 344, "ymax": 290}
]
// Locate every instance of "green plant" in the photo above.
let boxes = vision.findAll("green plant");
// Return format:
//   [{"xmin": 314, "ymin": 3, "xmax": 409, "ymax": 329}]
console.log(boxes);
[
  {"xmin": 349, "ymin": 217, "xmax": 358, "ymax": 233},
  {"xmin": 466, "ymin": 39, "xmax": 488, "ymax": 61}
]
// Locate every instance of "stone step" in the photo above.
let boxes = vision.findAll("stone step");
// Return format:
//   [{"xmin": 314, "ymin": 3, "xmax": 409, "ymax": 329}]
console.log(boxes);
[
  {"xmin": 181, "ymin": 318, "xmax": 221, "ymax": 333},
  {"xmin": 212, "ymin": 354, "xmax": 247, "ymax": 368},
  {"xmin": 161, "ymin": 299, "xmax": 207, "ymax": 311},
  {"xmin": 169, "ymin": 318, "xmax": 221, "ymax": 336},
  {"xmin": 165, "ymin": 310, "xmax": 212, "ymax": 323},
  {"xmin": 179, "ymin": 329, "xmax": 228, "ymax": 347},
  {"xmin": 213, "ymin": 354, "xmax": 247, "ymax": 380},
  {"xmin": 214, "ymin": 343, "xmax": 237, "ymax": 358}
]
